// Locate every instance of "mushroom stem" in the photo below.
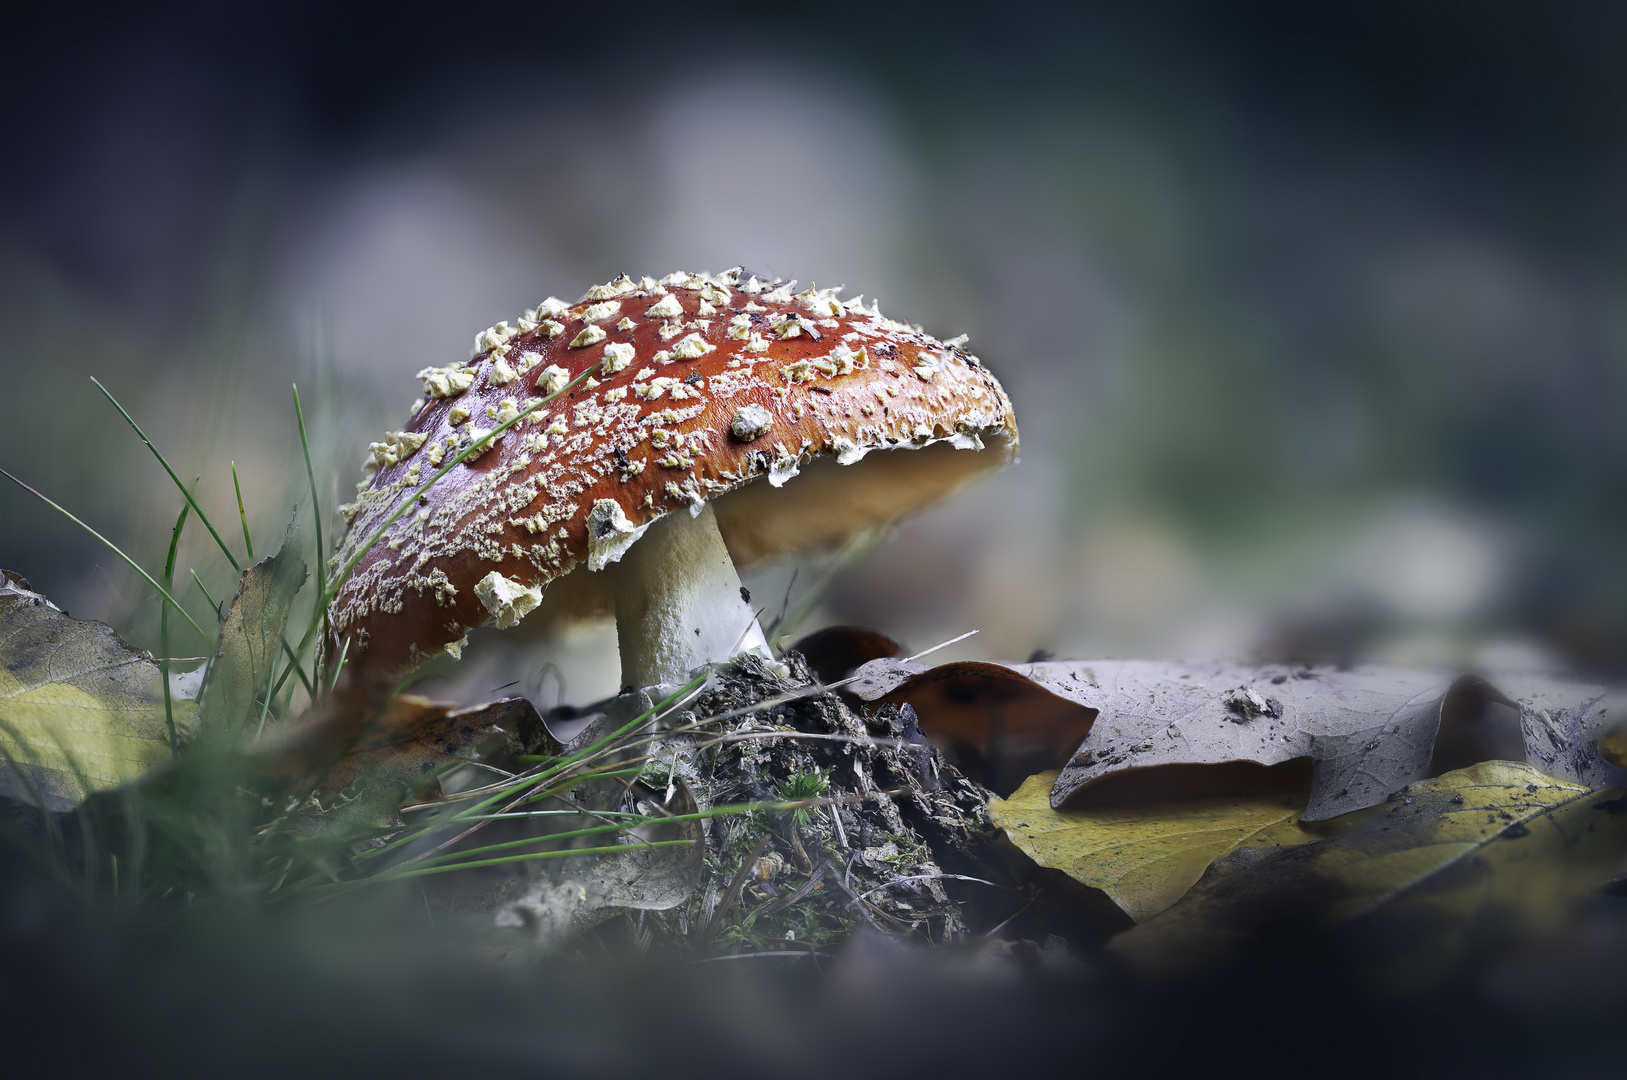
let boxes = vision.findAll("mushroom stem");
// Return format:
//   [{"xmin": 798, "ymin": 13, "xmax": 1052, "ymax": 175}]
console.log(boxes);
[{"xmin": 610, "ymin": 503, "xmax": 772, "ymax": 689}]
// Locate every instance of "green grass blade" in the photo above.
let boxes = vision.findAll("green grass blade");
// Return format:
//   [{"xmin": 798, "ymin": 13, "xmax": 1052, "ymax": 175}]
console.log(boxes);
[
  {"xmin": 160, "ymin": 503, "xmax": 191, "ymax": 753},
  {"xmin": 306, "ymin": 840, "xmax": 699, "ymax": 896},
  {"xmin": 292, "ymin": 384, "xmax": 328, "ymax": 690},
  {"xmin": 354, "ymin": 676, "xmax": 709, "ymax": 865},
  {"xmin": 255, "ymin": 640, "xmax": 279, "ymax": 738},
  {"xmin": 231, "ymin": 462, "xmax": 254, "ymax": 560},
  {"xmin": 405, "ymin": 801, "xmax": 779, "ymax": 869},
  {"xmin": 191, "ymin": 570, "xmax": 222, "ymax": 622},
  {"xmin": 324, "ymin": 635, "xmax": 350, "ymax": 696},
  {"xmin": 0, "ymin": 469, "xmax": 205, "ymax": 639},
  {"xmin": 90, "ymin": 377, "xmax": 242, "ymax": 574},
  {"xmin": 765, "ymin": 526, "xmax": 886, "ymax": 643},
  {"xmin": 95, "ymin": 381, "xmax": 314, "ymax": 699},
  {"xmin": 279, "ymin": 642, "xmax": 316, "ymax": 700}
]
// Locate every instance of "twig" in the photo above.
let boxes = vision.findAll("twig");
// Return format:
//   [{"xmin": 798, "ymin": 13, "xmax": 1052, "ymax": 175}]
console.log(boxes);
[
  {"xmin": 831, "ymin": 854, "xmax": 886, "ymax": 933},
  {"xmin": 846, "ymin": 873, "xmax": 1005, "ymax": 907},
  {"xmin": 690, "ymin": 950, "xmax": 830, "ymax": 964},
  {"xmin": 828, "ymin": 804, "xmax": 849, "ymax": 851},
  {"xmin": 713, "ymin": 730, "xmax": 906, "ymax": 748},
  {"xmin": 983, "ymin": 900, "xmax": 1033, "ymax": 939}
]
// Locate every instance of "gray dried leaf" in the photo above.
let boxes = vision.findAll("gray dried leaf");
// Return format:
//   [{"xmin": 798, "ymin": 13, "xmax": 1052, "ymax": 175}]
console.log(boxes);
[
  {"xmin": 1501, "ymin": 675, "xmax": 1624, "ymax": 791},
  {"xmin": 852, "ymin": 658, "xmax": 1608, "ymax": 821}
]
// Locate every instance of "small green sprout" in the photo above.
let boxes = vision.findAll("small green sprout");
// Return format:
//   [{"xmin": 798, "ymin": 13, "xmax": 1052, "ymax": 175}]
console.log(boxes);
[{"xmin": 775, "ymin": 767, "xmax": 830, "ymax": 831}]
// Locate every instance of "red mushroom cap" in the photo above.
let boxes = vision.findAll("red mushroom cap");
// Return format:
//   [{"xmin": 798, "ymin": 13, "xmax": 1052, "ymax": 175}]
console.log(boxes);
[{"xmin": 329, "ymin": 269, "xmax": 1019, "ymax": 676}]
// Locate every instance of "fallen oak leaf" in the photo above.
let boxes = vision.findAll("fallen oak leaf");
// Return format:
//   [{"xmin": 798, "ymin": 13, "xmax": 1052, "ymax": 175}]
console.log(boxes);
[
  {"xmin": 0, "ymin": 570, "xmax": 193, "ymax": 809},
  {"xmin": 852, "ymin": 658, "xmax": 1532, "ymax": 820},
  {"xmin": 849, "ymin": 659, "xmax": 1098, "ymax": 795},
  {"xmin": 1110, "ymin": 760, "xmax": 1627, "ymax": 979},
  {"xmin": 790, "ymin": 625, "xmax": 905, "ymax": 685},
  {"xmin": 990, "ymin": 761, "xmax": 1324, "ymax": 922}
]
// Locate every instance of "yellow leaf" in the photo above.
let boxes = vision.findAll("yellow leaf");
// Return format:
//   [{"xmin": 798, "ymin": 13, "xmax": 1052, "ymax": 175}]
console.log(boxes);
[
  {"xmin": 1112, "ymin": 761, "xmax": 1627, "ymax": 974},
  {"xmin": 990, "ymin": 767, "xmax": 1324, "ymax": 922},
  {"xmin": 0, "ymin": 572, "xmax": 192, "ymax": 809}
]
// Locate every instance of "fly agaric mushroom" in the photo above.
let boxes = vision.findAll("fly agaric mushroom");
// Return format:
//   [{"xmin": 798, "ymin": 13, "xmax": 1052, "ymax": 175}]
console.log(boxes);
[{"xmin": 328, "ymin": 269, "xmax": 1017, "ymax": 690}]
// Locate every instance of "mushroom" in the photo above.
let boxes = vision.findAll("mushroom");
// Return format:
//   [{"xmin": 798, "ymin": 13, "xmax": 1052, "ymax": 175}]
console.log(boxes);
[{"xmin": 329, "ymin": 269, "xmax": 1018, "ymax": 691}]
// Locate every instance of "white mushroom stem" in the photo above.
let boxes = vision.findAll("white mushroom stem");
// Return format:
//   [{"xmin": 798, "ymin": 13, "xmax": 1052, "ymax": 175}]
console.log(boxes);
[{"xmin": 610, "ymin": 503, "xmax": 773, "ymax": 689}]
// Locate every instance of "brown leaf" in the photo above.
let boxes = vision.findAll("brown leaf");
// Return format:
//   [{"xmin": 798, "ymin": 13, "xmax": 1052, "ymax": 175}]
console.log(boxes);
[
  {"xmin": 790, "ymin": 625, "xmax": 905, "ymax": 684},
  {"xmin": 256, "ymin": 682, "xmax": 545, "ymax": 798},
  {"xmin": 851, "ymin": 659, "xmax": 1097, "ymax": 795}
]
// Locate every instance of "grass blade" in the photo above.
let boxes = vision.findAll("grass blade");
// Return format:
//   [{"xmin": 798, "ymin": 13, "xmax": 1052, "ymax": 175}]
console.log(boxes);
[
  {"xmin": 324, "ymin": 635, "xmax": 350, "ymax": 696},
  {"xmin": 231, "ymin": 462, "xmax": 254, "ymax": 561},
  {"xmin": 191, "ymin": 570, "xmax": 222, "ymax": 622},
  {"xmin": 292, "ymin": 384, "xmax": 328, "ymax": 685},
  {"xmin": 0, "ymin": 469, "xmax": 205, "ymax": 639},
  {"xmin": 161, "ymin": 503, "xmax": 191, "ymax": 753},
  {"xmin": 765, "ymin": 526, "xmax": 885, "ymax": 644},
  {"xmin": 93, "ymin": 378, "xmax": 316, "ymax": 698},
  {"xmin": 307, "ymin": 841, "xmax": 699, "ymax": 895},
  {"xmin": 90, "ymin": 377, "xmax": 242, "ymax": 574}
]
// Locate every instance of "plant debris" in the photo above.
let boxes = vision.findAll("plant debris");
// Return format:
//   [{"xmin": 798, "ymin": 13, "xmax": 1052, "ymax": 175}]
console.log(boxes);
[{"xmin": 443, "ymin": 653, "xmax": 1000, "ymax": 954}]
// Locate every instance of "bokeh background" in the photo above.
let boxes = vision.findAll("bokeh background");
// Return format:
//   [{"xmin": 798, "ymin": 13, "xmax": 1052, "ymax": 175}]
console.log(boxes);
[{"xmin": 3, "ymin": 0, "xmax": 1625, "ymax": 707}]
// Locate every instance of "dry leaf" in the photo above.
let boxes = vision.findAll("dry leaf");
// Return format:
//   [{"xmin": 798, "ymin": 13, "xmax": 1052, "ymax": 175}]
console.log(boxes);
[
  {"xmin": 852, "ymin": 658, "xmax": 1563, "ymax": 820},
  {"xmin": 990, "ymin": 764, "xmax": 1323, "ymax": 922},
  {"xmin": 248, "ymin": 682, "xmax": 541, "ymax": 837},
  {"xmin": 198, "ymin": 522, "xmax": 307, "ymax": 735},
  {"xmin": 280, "ymin": 694, "xmax": 525, "ymax": 793},
  {"xmin": 790, "ymin": 625, "xmax": 905, "ymax": 684},
  {"xmin": 849, "ymin": 659, "xmax": 1097, "ymax": 794},
  {"xmin": 0, "ymin": 570, "xmax": 192, "ymax": 810},
  {"xmin": 1499, "ymin": 675, "xmax": 1624, "ymax": 789},
  {"xmin": 1111, "ymin": 761, "xmax": 1627, "ymax": 975}
]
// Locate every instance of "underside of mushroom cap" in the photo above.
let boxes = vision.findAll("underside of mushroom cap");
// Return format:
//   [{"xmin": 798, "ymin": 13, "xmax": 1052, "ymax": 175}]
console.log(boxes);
[{"xmin": 328, "ymin": 269, "xmax": 1019, "ymax": 677}]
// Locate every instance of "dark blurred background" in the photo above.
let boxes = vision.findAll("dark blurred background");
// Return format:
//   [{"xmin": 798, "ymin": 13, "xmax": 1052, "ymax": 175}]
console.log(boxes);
[{"xmin": 3, "ymin": 0, "xmax": 1625, "ymax": 701}]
